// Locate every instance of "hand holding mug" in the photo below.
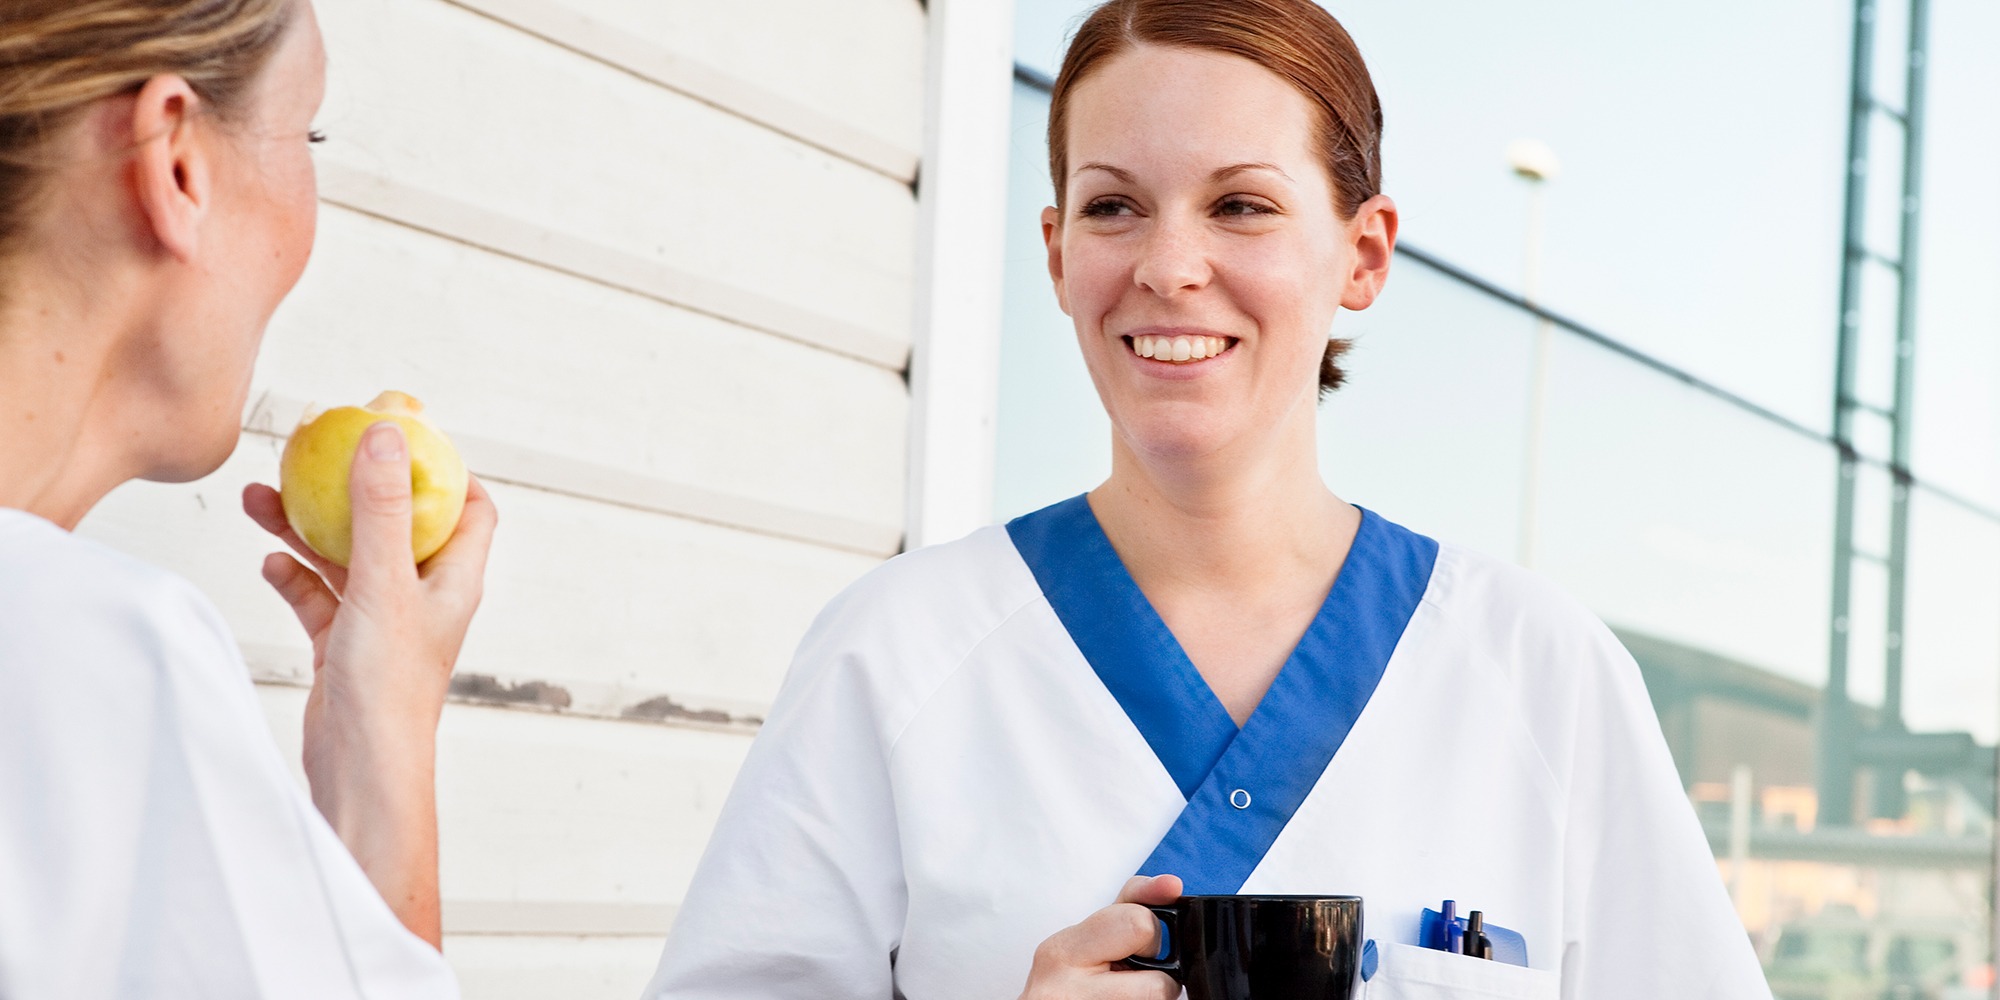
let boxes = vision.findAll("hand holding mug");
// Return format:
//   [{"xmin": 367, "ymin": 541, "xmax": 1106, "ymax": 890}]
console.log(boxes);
[
  {"xmin": 1126, "ymin": 893, "xmax": 1365, "ymax": 1000},
  {"xmin": 1018, "ymin": 874, "xmax": 1183, "ymax": 1000}
]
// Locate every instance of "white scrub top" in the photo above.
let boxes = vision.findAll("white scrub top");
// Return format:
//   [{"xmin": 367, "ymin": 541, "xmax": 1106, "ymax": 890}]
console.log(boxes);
[
  {"xmin": 0, "ymin": 508, "xmax": 458, "ymax": 1000},
  {"xmin": 646, "ymin": 496, "xmax": 1771, "ymax": 999}
]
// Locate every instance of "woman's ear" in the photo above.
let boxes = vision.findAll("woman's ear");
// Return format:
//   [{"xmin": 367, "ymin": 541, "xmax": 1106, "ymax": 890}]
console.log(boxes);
[
  {"xmin": 1041, "ymin": 204, "xmax": 1071, "ymax": 316},
  {"xmin": 128, "ymin": 74, "xmax": 209, "ymax": 262},
  {"xmin": 1338, "ymin": 193, "xmax": 1397, "ymax": 311}
]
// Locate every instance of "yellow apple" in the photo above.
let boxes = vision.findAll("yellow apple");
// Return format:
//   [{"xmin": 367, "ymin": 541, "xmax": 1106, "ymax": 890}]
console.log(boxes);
[{"xmin": 279, "ymin": 391, "xmax": 469, "ymax": 567}]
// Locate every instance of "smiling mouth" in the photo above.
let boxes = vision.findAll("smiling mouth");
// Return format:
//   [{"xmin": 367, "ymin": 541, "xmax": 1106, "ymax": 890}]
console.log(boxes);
[{"xmin": 1125, "ymin": 334, "xmax": 1236, "ymax": 363}]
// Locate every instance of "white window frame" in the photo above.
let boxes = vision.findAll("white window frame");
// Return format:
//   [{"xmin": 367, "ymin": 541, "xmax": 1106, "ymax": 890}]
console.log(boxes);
[{"xmin": 904, "ymin": 0, "xmax": 1018, "ymax": 550}]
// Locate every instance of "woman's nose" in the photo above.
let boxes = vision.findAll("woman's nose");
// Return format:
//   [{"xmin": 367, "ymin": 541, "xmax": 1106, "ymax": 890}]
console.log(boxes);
[{"xmin": 1131, "ymin": 217, "xmax": 1211, "ymax": 297}]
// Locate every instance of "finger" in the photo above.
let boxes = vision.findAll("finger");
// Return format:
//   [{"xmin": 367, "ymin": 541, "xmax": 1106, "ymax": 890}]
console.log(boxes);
[
  {"xmin": 260, "ymin": 551, "xmax": 339, "ymax": 642},
  {"xmin": 1115, "ymin": 874, "xmax": 1182, "ymax": 906},
  {"xmin": 242, "ymin": 483, "xmax": 348, "ymax": 593},
  {"xmin": 1064, "ymin": 902, "xmax": 1167, "ymax": 971},
  {"xmin": 419, "ymin": 474, "xmax": 497, "ymax": 587},
  {"xmin": 345, "ymin": 422, "xmax": 417, "ymax": 586}
]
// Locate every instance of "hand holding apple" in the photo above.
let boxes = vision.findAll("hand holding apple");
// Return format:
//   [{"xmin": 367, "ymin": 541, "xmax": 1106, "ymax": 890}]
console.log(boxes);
[
  {"xmin": 280, "ymin": 391, "xmax": 469, "ymax": 566},
  {"xmin": 244, "ymin": 390, "xmax": 496, "ymax": 950}
]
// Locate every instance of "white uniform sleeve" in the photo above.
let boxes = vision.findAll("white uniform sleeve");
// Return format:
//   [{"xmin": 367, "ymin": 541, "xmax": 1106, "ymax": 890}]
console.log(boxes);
[
  {"xmin": 643, "ymin": 592, "xmax": 908, "ymax": 999},
  {"xmin": 0, "ymin": 533, "xmax": 456, "ymax": 1000},
  {"xmin": 1554, "ymin": 616, "xmax": 1772, "ymax": 998}
]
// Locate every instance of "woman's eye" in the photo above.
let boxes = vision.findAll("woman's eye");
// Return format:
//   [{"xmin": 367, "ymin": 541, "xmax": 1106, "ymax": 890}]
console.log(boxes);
[
  {"xmin": 307, "ymin": 130, "xmax": 328, "ymax": 145},
  {"xmin": 1218, "ymin": 198, "xmax": 1276, "ymax": 217},
  {"xmin": 1079, "ymin": 198, "xmax": 1133, "ymax": 218}
]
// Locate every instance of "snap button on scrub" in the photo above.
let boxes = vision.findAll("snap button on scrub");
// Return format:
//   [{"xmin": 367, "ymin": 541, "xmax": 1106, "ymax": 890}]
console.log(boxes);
[{"xmin": 1230, "ymin": 788, "xmax": 1251, "ymax": 810}]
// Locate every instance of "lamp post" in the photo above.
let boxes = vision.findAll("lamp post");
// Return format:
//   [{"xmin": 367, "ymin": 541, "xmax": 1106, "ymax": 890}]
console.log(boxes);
[{"xmin": 1509, "ymin": 138, "xmax": 1560, "ymax": 570}]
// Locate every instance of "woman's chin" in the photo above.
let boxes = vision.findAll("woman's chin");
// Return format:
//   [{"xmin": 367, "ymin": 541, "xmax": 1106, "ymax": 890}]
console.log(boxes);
[
  {"xmin": 143, "ymin": 425, "xmax": 242, "ymax": 484},
  {"xmin": 1117, "ymin": 422, "xmax": 1237, "ymax": 466}
]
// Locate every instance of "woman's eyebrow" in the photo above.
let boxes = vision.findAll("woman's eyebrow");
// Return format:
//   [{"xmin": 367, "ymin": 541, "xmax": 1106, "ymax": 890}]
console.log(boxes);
[
  {"xmin": 1074, "ymin": 161, "xmax": 1136, "ymax": 182},
  {"xmin": 1210, "ymin": 161, "xmax": 1293, "ymax": 183}
]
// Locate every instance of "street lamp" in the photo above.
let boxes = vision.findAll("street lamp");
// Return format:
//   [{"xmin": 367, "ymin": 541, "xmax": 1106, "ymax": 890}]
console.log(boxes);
[{"xmin": 1509, "ymin": 138, "xmax": 1559, "ymax": 570}]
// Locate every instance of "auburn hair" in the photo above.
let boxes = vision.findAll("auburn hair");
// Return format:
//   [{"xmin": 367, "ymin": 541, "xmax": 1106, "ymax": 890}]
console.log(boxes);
[
  {"xmin": 0, "ymin": 0, "xmax": 297, "ymax": 267},
  {"xmin": 1047, "ymin": 0, "xmax": 1383, "ymax": 397}
]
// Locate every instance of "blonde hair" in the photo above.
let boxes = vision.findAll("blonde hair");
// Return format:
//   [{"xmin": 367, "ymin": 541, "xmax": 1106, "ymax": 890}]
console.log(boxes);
[{"xmin": 0, "ymin": 0, "xmax": 297, "ymax": 260}]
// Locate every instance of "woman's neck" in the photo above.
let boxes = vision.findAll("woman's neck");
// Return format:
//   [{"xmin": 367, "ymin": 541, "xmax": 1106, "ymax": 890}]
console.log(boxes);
[
  {"xmin": 1088, "ymin": 406, "xmax": 1356, "ymax": 598},
  {"xmin": 0, "ymin": 274, "xmax": 137, "ymax": 529}
]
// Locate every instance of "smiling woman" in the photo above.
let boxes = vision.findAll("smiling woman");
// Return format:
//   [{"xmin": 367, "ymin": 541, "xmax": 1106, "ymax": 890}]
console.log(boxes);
[
  {"xmin": 644, "ymin": 1, "xmax": 1772, "ymax": 998},
  {"xmin": 1047, "ymin": 0, "xmax": 1385, "ymax": 398}
]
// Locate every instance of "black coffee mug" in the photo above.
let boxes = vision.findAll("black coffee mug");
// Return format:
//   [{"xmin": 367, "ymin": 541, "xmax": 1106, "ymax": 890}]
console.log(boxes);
[{"xmin": 1125, "ymin": 894, "xmax": 1363, "ymax": 1000}]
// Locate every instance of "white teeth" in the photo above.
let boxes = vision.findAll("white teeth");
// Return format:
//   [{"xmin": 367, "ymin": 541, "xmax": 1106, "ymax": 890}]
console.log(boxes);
[{"xmin": 1130, "ymin": 334, "xmax": 1232, "ymax": 362}]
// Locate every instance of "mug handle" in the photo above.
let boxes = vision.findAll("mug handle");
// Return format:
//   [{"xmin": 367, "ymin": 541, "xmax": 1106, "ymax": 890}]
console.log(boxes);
[{"xmin": 1123, "ymin": 905, "xmax": 1182, "ymax": 979}]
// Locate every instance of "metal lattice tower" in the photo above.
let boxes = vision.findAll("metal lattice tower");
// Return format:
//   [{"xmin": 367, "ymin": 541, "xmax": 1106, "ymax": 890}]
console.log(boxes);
[{"xmin": 1818, "ymin": 0, "xmax": 1930, "ymax": 827}]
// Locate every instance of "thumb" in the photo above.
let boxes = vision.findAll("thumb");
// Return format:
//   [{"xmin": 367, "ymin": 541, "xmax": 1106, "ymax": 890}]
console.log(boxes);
[
  {"xmin": 347, "ymin": 421, "xmax": 416, "ymax": 579},
  {"xmin": 1117, "ymin": 874, "xmax": 1182, "ymax": 906}
]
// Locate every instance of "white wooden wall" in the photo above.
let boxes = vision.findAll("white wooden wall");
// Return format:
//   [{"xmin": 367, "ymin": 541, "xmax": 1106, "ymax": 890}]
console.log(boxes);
[{"xmin": 77, "ymin": 0, "xmax": 929, "ymax": 995}]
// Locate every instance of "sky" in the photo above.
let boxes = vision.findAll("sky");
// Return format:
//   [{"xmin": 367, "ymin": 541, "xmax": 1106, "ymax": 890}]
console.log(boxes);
[{"xmin": 996, "ymin": 0, "xmax": 2000, "ymax": 742}]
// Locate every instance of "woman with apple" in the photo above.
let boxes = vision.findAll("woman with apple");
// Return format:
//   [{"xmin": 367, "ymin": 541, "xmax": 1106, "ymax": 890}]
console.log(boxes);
[
  {"xmin": 647, "ymin": 1, "xmax": 1773, "ymax": 997},
  {"xmin": 0, "ymin": 1, "xmax": 493, "ymax": 995}
]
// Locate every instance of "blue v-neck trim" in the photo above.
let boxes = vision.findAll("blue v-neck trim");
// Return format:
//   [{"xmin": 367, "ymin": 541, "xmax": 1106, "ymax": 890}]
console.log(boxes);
[
  {"xmin": 1006, "ymin": 494, "xmax": 1439, "ymax": 894},
  {"xmin": 1005, "ymin": 495, "xmax": 1237, "ymax": 798}
]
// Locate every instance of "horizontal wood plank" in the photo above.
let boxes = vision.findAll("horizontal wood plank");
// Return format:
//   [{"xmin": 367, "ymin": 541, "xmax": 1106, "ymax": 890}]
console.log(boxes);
[
  {"xmin": 314, "ymin": 167, "xmax": 911, "ymax": 372},
  {"xmin": 254, "ymin": 685, "xmax": 750, "ymax": 910},
  {"xmin": 443, "ymin": 0, "xmax": 924, "ymax": 180},
  {"xmin": 265, "ymin": 204, "xmax": 909, "ymax": 548},
  {"xmin": 314, "ymin": 0, "xmax": 919, "ymax": 350},
  {"xmin": 79, "ymin": 443, "xmax": 881, "ymax": 715}
]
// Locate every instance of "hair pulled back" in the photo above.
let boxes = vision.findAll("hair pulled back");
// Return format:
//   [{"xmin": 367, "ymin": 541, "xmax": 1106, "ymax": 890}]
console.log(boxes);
[
  {"xmin": 0, "ymin": 0, "xmax": 297, "ymax": 263},
  {"xmin": 1047, "ymin": 0, "xmax": 1384, "ymax": 397}
]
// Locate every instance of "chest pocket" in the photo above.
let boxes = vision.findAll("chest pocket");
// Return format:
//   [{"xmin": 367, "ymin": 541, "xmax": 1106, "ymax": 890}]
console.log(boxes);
[{"xmin": 1365, "ymin": 943, "xmax": 1559, "ymax": 1000}]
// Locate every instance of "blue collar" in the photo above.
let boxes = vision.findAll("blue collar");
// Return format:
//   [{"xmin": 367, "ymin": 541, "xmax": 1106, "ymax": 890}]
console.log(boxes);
[{"xmin": 1006, "ymin": 494, "xmax": 1438, "ymax": 893}]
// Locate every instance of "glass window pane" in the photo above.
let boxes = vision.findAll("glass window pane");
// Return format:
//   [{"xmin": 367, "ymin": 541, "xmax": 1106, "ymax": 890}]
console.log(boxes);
[
  {"xmin": 1852, "ymin": 461, "xmax": 1897, "ymax": 563},
  {"xmin": 1869, "ymin": 0, "xmax": 1913, "ymax": 114},
  {"xmin": 1862, "ymin": 111, "xmax": 1909, "ymax": 263},
  {"xmin": 1850, "ymin": 409, "xmax": 1896, "ymax": 465},
  {"xmin": 1853, "ymin": 255, "xmax": 1903, "ymax": 414},
  {"xmin": 1333, "ymin": 0, "xmax": 1850, "ymax": 430},
  {"xmin": 1535, "ymin": 335, "xmax": 1836, "ymax": 686},
  {"xmin": 1845, "ymin": 556, "xmax": 1891, "ymax": 709},
  {"xmin": 994, "ymin": 81, "xmax": 1110, "ymax": 521},
  {"xmin": 1902, "ymin": 487, "xmax": 2000, "ymax": 743},
  {"xmin": 1911, "ymin": 0, "xmax": 2000, "ymax": 511},
  {"xmin": 1316, "ymin": 254, "xmax": 1533, "ymax": 561},
  {"xmin": 1012, "ymin": 0, "xmax": 1088, "ymax": 80}
]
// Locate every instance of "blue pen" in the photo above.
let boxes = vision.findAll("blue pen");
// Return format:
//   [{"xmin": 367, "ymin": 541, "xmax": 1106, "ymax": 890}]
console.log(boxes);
[{"xmin": 1440, "ymin": 900, "xmax": 1460, "ymax": 954}]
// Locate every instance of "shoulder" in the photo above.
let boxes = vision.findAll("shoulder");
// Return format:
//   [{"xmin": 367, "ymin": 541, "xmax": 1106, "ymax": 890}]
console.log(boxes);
[
  {"xmin": 798, "ymin": 523, "xmax": 1042, "ymax": 666},
  {"xmin": 1411, "ymin": 539, "xmax": 1679, "ymax": 806},
  {"xmin": 852, "ymin": 522, "xmax": 1038, "ymax": 599},
  {"xmin": 1425, "ymin": 543, "xmax": 1612, "ymax": 644},
  {"xmin": 0, "ymin": 510, "xmax": 239, "ymax": 688},
  {"xmin": 1420, "ymin": 540, "xmax": 1638, "ymax": 693},
  {"xmin": 769, "ymin": 524, "xmax": 1044, "ymax": 732}
]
